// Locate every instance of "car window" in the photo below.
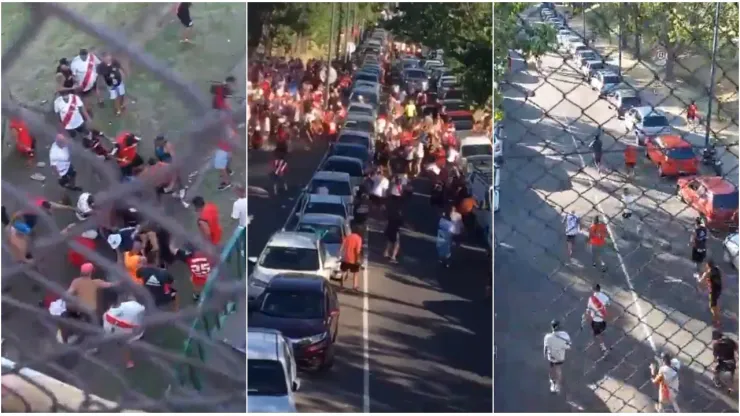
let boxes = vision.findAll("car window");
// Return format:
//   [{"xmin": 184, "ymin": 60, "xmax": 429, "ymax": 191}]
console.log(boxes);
[
  {"xmin": 261, "ymin": 290, "xmax": 324, "ymax": 319},
  {"xmin": 603, "ymin": 75, "xmax": 621, "ymax": 84},
  {"xmin": 450, "ymin": 115, "xmax": 474, "ymax": 131},
  {"xmin": 405, "ymin": 70, "xmax": 427, "ymax": 79},
  {"xmin": 461, "ymin": 144, "xmax": 493, "ymax": 158},
  {"xmin": 304, "ymin": 202, "xmax": 347, "ymax": 218},
  {"xmin": 444, "ymin": 90, "xmax": 465, "ymax": 100},
  {"xmin": 666, "ymin": 147, "xmax": 695, "ymax": 160},
  {"xmin": 350, "ymin": 92, "xmax": 378, "ymax": 106},
  {"xmin": 355, "ymin": 73, "xmax": 377, "ymax": 83},
  {"xmin": 248, "ymin": 359, "xmax": 289, "ymax": 396},
  {"xmin": 712, "ymin": 192, "xmax": 739, "ymax": 210},
  {"xmin": 332, "ymin": 145, "xmax": 369, "ymax": 162},
  {"xmin": 621, "ymin": 97, "xmax": 641, "ymax": 107},
  {"xmin": 309, "ymin": 179, "xmax": 352, "ymax": 196},
  {"xmin": 344, "ymin": 120, "xmax": 374, "ymax": 134},
  {"xmin": 589, "ymin": 62, "xmax": 604, "ymax": 71},
  {"xmin": 348, "ymin": 107, "xmax": 373, "ymax": 117},
  {"xmin": 442, "ymin": 102, "xmax": 467, "ymax": 112},
  {"xmin": 322, "ymin": 159, "xmax": 364, "ymax": 177},
  {"xmin": 338, "ymin": 134, "xmax": 370, "ymax": 148},
  {"xmin": 260, "ymin": 247, "xmax": 320, "ymax": 271},
  {"xmin": 643, "ymin": 116, "xmax": 669, "ymax": 127},
  {"xmin": 296, "ymin": 223, "xmax": 344, "ymax": 245}
]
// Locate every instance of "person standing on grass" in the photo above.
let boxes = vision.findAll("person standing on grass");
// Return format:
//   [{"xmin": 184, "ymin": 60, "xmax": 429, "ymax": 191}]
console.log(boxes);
[
  {"xmin": 176, "ymin": 2, "xmax": 194, "ymax": 44},
  {"xmin": 97, "ymin": 52, "xmax": 126, "ymax": 116},
  {"xmin": 70, "ymin": 49, "xmax": 103, "ymax": 114},
  {"xmin": 54, "ymin": 91, "xmax": 90, "ymax": 139},
  {"xmin": 67, "ymin": 263, "xmax": 117, "ymax": 325},
  {"xmin": 171, "ymin": 243, "xmax": 213, "ymax": 302},
  {"xmin": 193, "ymin": 196, "xmax": 222, "ymax": 246},
  {"xmin": 102, "ymin": 288, "xmax": 145, "ymax": 369},
  {"xmin": 50, "ymin": 134, "xmax": 82, "ymax": 191},
  {"xmin": 339, "ymin": 224, "xmax": 363, "ymax": 291},
  {"xmin": 213, "ymin": 130, "xmax": 234, "ymax": 191},
  {"xmin": 136, "ymin": 252, "xmax": 178, "ymax": 312},
  {"xmin": 588, "ymin": 216, "xmax": 607, "ymax": 272},
  {"xmin": 9, "ymin": 118, "xmax": 36, "ymax": 166},
  {"xmin": 231, "ymin": 184, "xmax": 248, "ymax": 227}
]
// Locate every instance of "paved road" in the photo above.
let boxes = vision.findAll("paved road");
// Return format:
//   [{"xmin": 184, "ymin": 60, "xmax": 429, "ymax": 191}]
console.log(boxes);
[
  {"xmin": 248, "ymin": 139, "xmax": 492, "ymax": 412},
  {"xmin": 494, "ymin": 10, "xmax": 739, "ymax": 413}
]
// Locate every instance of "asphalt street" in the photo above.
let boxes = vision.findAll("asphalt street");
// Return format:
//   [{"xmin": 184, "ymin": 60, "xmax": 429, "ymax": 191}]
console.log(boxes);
[
  {"xmin": 494, "ymin": 10, "xmax": 739, "ymax": 412},
  {"xmin": 248, "ymin": 140, "xmax": 492, "ymax": 412}
]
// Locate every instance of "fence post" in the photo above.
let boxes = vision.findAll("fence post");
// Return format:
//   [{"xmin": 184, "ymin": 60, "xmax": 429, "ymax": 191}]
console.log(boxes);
[
  {"xmin": 617, "ymin": 5, "xmax": 622, "ymax": 76},
  {"xmin": 704, "ymin": 2, "xmax": 721, "ymax": 148}
]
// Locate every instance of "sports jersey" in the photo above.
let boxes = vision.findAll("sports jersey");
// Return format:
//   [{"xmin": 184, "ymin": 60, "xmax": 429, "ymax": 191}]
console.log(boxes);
[
  {"xmin": 54, "ymin": 95, "xmax": 85, "ymax": 130},
  {"xmin": 70, "ymin": 53, "xmax": 100, "ymax": 92},
  {"xmin": 103, "ymin": 301, "xmax": 145, "ymax": 337},
  {"xmin": 564, "ymin": 213, "xmax": 579, "ymax": 236},
  {"xmin": 543, "ymin": 331, "xmax": 571, "ymax": 362},
  {"xmin": 178, "ymin": 249, "xmax": 212, "ymax": 287},
  {"xmin": 587, "ymin": 291, "xmax": 610, "ymax": 322}
]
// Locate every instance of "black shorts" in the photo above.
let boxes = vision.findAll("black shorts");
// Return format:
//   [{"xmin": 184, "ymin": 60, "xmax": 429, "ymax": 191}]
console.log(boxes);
[
  {"xmin": 177, "ymin": 8, "xmax": 193, "ymax": 27},
  {"xmin": 709, "ymin": 290, "xmax": 721, "ymax": 307},
  {"xmin": 692, "ymin": 248, "xmax": 707, "ymax": 263},
  {"xmin": 385, "ymin": 228, "xmax": 400, "ymax": 244},
  {"xmin": 369, "ymin": 194, "xmax": 384, "ymax": 206},
  {"xmin": 58, "ymin": 165, "xmax": 77, "ymax": 187},
  {"xmin": 549, "ymin": 360, "xmax": 564, "ymax": 368},
  {"xmin": 594, "ymin": 153, "xmax": 602, "ymax": 163},
  {"xmin": 716, "ymin": 359, "xmax": 736, "ymax": 375},
  {"xmin": 566, "ymin": 234, "xmax": 576, "ymax": 242},
  {"xmin": 66, "ymin": 122, "xmax": 88, "ymax": 138},
  {"xmin": 591, "ymin": 320, "xmax": 607, "ymax": 336},
  {"xmin": 340, "ymin": 262, "xmax": 360, "ymax": 273}
]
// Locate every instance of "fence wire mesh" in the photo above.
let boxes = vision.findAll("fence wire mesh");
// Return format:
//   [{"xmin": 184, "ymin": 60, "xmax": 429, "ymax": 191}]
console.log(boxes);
[
  {"xmin": 496, "ymin": 2, "xmax": 738, "ymax": 412},
  {"xmin": 1, "ymin": 3, "xmax": 246, "ymax": 412}
]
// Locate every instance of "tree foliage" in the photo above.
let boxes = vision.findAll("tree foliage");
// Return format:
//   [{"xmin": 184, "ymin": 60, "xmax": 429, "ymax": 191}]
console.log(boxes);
[{"xmin": 384, "ymin": 3, "xmax": 493, "ymax": 108}]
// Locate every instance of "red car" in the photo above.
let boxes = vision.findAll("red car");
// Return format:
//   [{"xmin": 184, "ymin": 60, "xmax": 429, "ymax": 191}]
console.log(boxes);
[
  {"xmin": 677, "ymin": 176, "xmax": 739, "ymax": 229},
  {"xmin": 645, "ymin": 135, "xmax": 698, "ymax": 176}
]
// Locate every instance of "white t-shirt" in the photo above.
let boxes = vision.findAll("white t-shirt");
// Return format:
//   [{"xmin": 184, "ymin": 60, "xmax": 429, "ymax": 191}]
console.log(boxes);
[
  {"xmin": 54, "ymin": 95, "xmax": 85, "ymax": 130},
  {"xmin": 563, "ymin": 213, "xmax": 579, "ymax": 236},
  {"xmin": 371, "ymin": 176, "xmax": 390, "ymax": 197},
  {"xmin": 623, "ymin": 194, "xmax": 637, "ymax": 214},
  {"xmin": 49, "ymin": 142, "xmax": 71, "ymax": 176},
  {"xmin": 586, "ymin": 291, "xmax": 610, "ymax": 322},
  {"xmin": 659, "ymin": 364, "xmax": 680, "ymax": 398},
  {"xmin": 543, "ymin": 330, "xmax": 571, "ymax": 362},
  {"xmin": 450, "ymin": 211, "xmax": 463, "ymax": 235},
  {"xmin": 76, "ymin": 192, "xmax": 94, "ymax": 221},
  {"xmin": 70, "ymin": 54, "xmax": 100, "ymax": 92},
  {"xmin": 447, "ymin": 148, "xmax": 459, "ymax": 163},
  {"xmin": 231, "ymin": 197, "xmax": 248, "ymax": 227},
  {"xmin": 103, "ymin": 301, "xmax": 145, "ymax": 338}
]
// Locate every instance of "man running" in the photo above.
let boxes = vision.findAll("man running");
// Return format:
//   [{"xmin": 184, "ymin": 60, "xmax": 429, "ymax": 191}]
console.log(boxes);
[
  {"xmin": 621, "ymin": 188, "xmax": 642, "ymax": 236},
  {"xmin": 543, "ymin": 320, "xmax": 571, "ymax": 394},
  {"xmin": 271, "ymin": 151, "xmax": 288, "ymax": 196},
  {"xmin": 584, "ymin": 283, "xmax": 611, "ymax": 355},
  {"xmin": 690, "ymin": 217, "xmax": 708, "ymax": 279},
  {"xmin": 698, "ymin": 259, "xmax": 723, "ymax": 327},
  {"xmin": 711, "ymin": 330, "xmax": 738, "ymax": 392},
  {"xmin": 102, "ymin": 288, "xmax": 145, "ymax": 369},
  {"xmin": 588, "ymin": 216, "xmax": 607, "ymax": 271},
  {"xmin": 172, "ymin": 243, "xmax": 213, "ymax": 301},
  {"xmin": 176, "ymin": 2, "xmax": 194, "ymax": 43},
  {"xmin": 562, "ymin": 210, "xmax": 579, "ymax": 257},
  {"xmin": 650, "ymin": 352, "xmax": 680, "ymax": 412}
]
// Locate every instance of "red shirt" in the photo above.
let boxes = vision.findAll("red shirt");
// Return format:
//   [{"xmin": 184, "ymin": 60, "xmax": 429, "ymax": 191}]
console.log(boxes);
[
  {"xmin": 186, "ymin": 252, "xmax": 212, "ymax": 287},
  {"xmin": 68, "ymin": 237, "xmax": 97, "ymax": 268},
  {"xmin": 199, "ymin": 203, "xmax": 222, "ymax": 245},
  {"xmin": 10, "ymin": 119, "xmax": 33, "ymax": 154},
  {"xmin": 115, "ymin": 132, "xmax": 137, "ymax": 167}
]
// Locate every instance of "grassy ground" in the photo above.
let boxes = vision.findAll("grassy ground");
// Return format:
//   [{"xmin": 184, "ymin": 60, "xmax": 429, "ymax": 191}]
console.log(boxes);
[{"xmin": 1, "ymin": 2, "xmax": 245, "ymax": 408}]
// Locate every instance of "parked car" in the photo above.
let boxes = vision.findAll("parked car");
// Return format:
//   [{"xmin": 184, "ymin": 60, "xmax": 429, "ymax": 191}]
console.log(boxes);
[
  {"xmin": 248, "ymin": 275, "xmax": 340, "ymax": 372},
  {"xmin": 402, "ymin": 68, "xmax": 429, "ymax": 92},
  {"xmin": 624, "ymin": 106, "xmax": 671, "ymax": 143},
  {"xmin": 347, "ymin": 103, "xmax": 376, "ymax": 120},
  {"xmin": 248, "ymin": 328, "xmax": 299, "ymax": 412},
  {"xmin": 336, "ymin": 130, "xmax": 373, "ymax": 153},
  {"xmin": 306, "ymin": 171, "xmax": 354, "ymax": 206},
  {"xmin": 677, "ymin": 176, "xmax": 738, "ymax": 229},
  {"xmin": 248, "ymin": 231, "xmax": 337, "ymax": 299},
  {"xmin": 343, "ymin": 116, "xmax": 375, "ymax": 139},
  {"xmin": 329, "ymin": 143, "xmax": 371, "ymax": 173},
  {"xmin": 590, "ymin": 70, "xmax": 622, "ymax": 97},
  {"xmin": 445, "ymin": 110, "xmax": 475, "ymax": 135},
  {"xmin": 460, "ymin": 135, "xmax": 493, "ymax": 167},
  {"xmin": 568, "ymin": 42, "xmax": 589, "ymax": 57},
  {"xmin": 723, "ymin": 233, "xmax": 739, "ymax": 269},
  {"xmin": 581, "ymin": 59, "xmax": 606, "ymax": 80},
  {"xmin": 645, "ymin": 135, "xmax": 698, "ymax": 177},
  {"xmin": 320, "ymin": 156, "xmax": 365, "ymax": 189},
  {"xmin": 349, "ymin": 87, "xmax": 379, "ymax": 108},
  {"xmin": 295, "ymin": 213, "xmax": 348, "ymax": 264},
  {"xmin": 576, "ymin": 50, "xmax": 601, "ymax": 66},
  {"xmin": 607, "ymin": 89, "xmax": 642, "ymax": 119},
  {"xmin": 299, "ymin": 193, "xmax": 351, "ymax": 222}
]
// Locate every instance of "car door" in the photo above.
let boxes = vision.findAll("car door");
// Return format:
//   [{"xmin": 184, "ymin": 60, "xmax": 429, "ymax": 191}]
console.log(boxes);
[
  {"xmin": 282, "ymin": 339, "xmax": 298, "ymax": 392},
  {"xmin": 325, "ymin": 285, "xmax": 339, "ymax": 339},
  {"xmin": 693, "ymin": 184, "xmax": 710, "ymax": 215}
]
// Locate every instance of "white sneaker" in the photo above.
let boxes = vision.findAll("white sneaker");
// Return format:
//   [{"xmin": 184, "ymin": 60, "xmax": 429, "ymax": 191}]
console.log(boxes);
[{"xmin": 549, "ymin": 380, "xmax": 557, "ymax": 393}]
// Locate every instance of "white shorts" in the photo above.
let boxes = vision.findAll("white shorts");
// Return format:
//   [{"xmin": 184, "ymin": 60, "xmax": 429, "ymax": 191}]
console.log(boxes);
[
  {"xmin": 109, "ymin": 83, "xmax": 126, "ymax": 100},
  {"xmin": 213, "ymin": 149, "xmax": 230, "ymax": 170}
]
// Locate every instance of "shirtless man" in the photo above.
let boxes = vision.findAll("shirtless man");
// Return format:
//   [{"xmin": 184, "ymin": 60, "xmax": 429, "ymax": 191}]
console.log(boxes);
[{"xmin": 67, "ymin": 263, "xmax": 116, "ymax": 324}]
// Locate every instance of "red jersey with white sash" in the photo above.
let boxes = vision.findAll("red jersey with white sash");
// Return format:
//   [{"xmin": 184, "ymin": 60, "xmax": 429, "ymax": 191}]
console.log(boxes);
[{"xmin": 186, "ymin": 252, "xmax": 212, "ymax": 287}]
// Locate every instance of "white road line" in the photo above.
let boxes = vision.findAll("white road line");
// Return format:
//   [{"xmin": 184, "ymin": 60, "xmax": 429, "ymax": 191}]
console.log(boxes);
[
  {"xmin": 362, "ymin": 226, "xmax": 370, "ymax": 413},
  {"xmin": 568, "ymin": 133, "xmax": 676, "ymax": 408}
]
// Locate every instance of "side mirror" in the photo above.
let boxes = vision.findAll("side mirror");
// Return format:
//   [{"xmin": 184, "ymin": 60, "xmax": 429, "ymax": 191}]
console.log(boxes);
[
  {"xmin": 292, "ymin": 379, "xmax": 301, "ymax": 392},
  {"xmin": 248, "ymin": 256, "xmax": 258, "ymax": 265}
]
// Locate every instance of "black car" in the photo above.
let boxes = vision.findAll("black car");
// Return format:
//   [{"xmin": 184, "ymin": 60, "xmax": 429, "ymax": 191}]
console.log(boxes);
[{"xmin": 248, "ymin": 275, "xmax": 340, "ymax": 372}]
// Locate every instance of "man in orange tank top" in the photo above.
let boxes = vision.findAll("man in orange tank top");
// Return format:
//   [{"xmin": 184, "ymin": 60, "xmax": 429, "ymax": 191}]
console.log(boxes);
[
  {"xmin": 192, "ymin": 196, "xmax": 222, "ymax": 246},
  {"xmin": 589, "ymin": 216, "xmax": 608, "ymax": 271}
]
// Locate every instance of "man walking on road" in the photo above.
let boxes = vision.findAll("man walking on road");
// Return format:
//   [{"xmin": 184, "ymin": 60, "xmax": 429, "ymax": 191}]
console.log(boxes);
[
  {"xmin": 584, "ymin": 284, "xmax": 611, "ymax": 355},
  {"xmin": 690, "ymin": 217, "xmax": 708, "ymax": 279},
  {"xmin": 589, "ymin": 133, "xmax": 603, "ymax": 175},
  {"xmin": 588, "ymin": 216, "xmax": 607, "ymax": 271},
  {"xmin": 339, "ymin": 224, "xmax": 363, "ymax": 291},
  {"xmin": 563, "ymin": 210, "xmax": 579, "ymax": 257},
  {"xmin": 543, "ymin": 320, "xmax": 571, "ymax": 394}
]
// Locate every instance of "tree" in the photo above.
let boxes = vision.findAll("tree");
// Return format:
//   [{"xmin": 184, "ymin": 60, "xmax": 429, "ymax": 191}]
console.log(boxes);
[{"xmin": 385, "ymin": 3, "xmax": 493, "ymax": 108}]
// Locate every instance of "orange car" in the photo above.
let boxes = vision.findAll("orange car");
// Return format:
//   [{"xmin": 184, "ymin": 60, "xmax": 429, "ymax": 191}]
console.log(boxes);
[
  {"xmin": 677, "ymin": 176, "xmax": 738, "ymax": 229},
  {"xmin": 645, "ymin": 135, "xmax": 698, "ymax": 176}
]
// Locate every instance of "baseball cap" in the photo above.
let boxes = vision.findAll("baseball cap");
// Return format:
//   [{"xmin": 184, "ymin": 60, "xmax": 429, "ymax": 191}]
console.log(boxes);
[{"xmin": 80, "ymin": 263, "xmax": 94, "ymax": 274}]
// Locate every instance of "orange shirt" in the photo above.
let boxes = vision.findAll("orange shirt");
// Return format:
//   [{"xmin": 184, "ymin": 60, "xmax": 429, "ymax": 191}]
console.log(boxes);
[
  {"xmin": 10, "ymin": 119, "xmax": 33, "ymax": 154},
  {"xmin": 624, "ymin": 146, "xmax": 637, "ymax": 164},
  {"xmin": 199, "ymin": 203, "xmax": 222, "ymax": 245},
  {"xmin": 458, "ymin": 197, "xmax": 476, "ymax": 215},
  {"xmin": 341, "ymin": 233, "xmax": 363, "ymax": 265},
  {"xmin": 124, "ymin": 251, "xmax": 143, "ymax": 284},
  {"xmin": 589, "ymin": 223, "xmax": 607, "ymax": 246}
]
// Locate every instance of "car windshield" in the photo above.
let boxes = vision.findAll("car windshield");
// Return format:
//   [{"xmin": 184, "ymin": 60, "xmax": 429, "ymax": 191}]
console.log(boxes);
[
  {"xmin": 350, "ymin": 92, "xmax": 378, "ymax": 106},
  {"xmin": 309, "ymin": 179, "xmax": 351, "ymax": 196},
  {"xmin": 259, "ymin": 247, "xmax": 319, "ymax": 271},
  {"xmin": 589, "ymin": 63, "xmax": 604, "ymax": 70},
  {"xmin": 580, "ymin": 53, "xmax": 597, "ymax": 62},
  {"xmin": 248, "ymin": 359, "xmax": 288, "ymax": 396},
  {"xmin": 621, "ymin": 96, "xmax": 641, "ymax": 107},
  {"xmin": 304, "ymin": 202, "xmax": 346, "ymax": 218},
  {"xmin": 402, "ymin": 61, "xmax": 419, "ymax": 68},
  {"xmin": 442, "ymin": 79, "xmax": 457, "ymax": 87},
  {"xmin": 338, "ymin": 134, "xmax": 369, "ymax": 148},
  {"xmin": 332, "ymin": 145, "xmax": 369, "ymax": 162},
  {"xmin": 461, "ymin": 144, "xmax": 493, "ymax": 158},
  {"xmin": 450, "ymin": 115, "xmax": 474, "ymax": 131},
  {"xmin": 344, "ymin": 120, "xmax": 374, "ymax": 134},
  {"xmin": 666, "ymin": 147, "xmax": 695, "ymax": 159},
  {"xmin": 296, "ymin": 223, "xmax": 343, "ymax": 245},
  {"xmin": 260, "ymin": 291, "xmax": 324, "ymax": 319},
  {"xmin": 712, "ymin": 192, "xmax": 739, "ymax": 210},
  {"xmin": 445, "ymin": 90, "xmax": 464, "ymax": 100},
  {"xmin": 355, "ymin": 74, "xmax": 376, "ymax": 83},
  {"xmin": 603, "ymin": 75, "xmax": 621, "ymax": 84},
  {"xmin": 442, "ymin": 102, "xmax": 467, "ymax": 112},
  {"xmin": 405, "ymin": 70, "xmax": 427, "ymax": 79},
  {"xmin": 643, "ymin": 115, "xmax": 669, "ymax": 127},
  {"xmin": 323, "ymin": 160, "xmax": 363, "ymax": 177},
  {"xmin": 348, "ymin": 107, "xmax": 373, "ymax": 117}
]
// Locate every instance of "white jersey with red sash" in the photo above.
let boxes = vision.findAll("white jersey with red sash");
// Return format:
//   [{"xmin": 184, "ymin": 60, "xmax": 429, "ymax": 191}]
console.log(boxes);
[
  {"xmin": 53, "ymin": 95, "xmax": 85, "ymax": 130},
  {"xmin": 103, "ymin": 301, "xmax": 145, "ymax": 339},
  {"xmin": 71, "ymin": 53, "xmax": 100, "ymax": 92}
]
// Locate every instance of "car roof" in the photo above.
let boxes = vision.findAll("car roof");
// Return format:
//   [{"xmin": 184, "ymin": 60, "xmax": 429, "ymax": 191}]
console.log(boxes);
[
  {"xmin": 247, "ymin": 329, "xmax": 281, "ymax": 361},
  {"xmin": 585, "ymin": 59, "xmax": 603, "ymax": 65},
  {"xmin": 267, "ymin": 231, "xmax": 319, "ymax": 250},
  {"xmin": 325, "ymin": 155, "xmax": 364, "ymax": 164},
  {"xmin": 267, "ymin": 274, "xmax": 325, "ymax": 293},
  {"xmin": 307, "ymin": 193, "xmax": 346, "ymax": 204},
  {"xmin": 696, "ymin": 176, "xmax": 738, "ymax": 194},
  {"xmin": 351, "ymin": 86, "xmax": 378, "ymax": 95},
  {"xmin": 655, "ymin": 135, "xmax": 689, "ymax": 148},
  {"xmin": 616, "ymin": 89, "xmax": 639, "ymax": 97},
  {"xmin": 312, "ymin": 170, "xmax": 351, "ymax": 182},
  {"xmin": 297, "ymin": 213, "xmax": 346, "ymax": 227},
  {"xmin": 461, "ymin": 135, "xmax": 492, "ymax": 146},
  {"xmin": 333, "ymin": 142, "xmax": 368, "ymax": 151},
  {"xmin": 345, "ymin": 114, "xmax": 375, "ymax": 124},
  {"xmin": 596, "ymin": 70, "xmax": 619, "ymax": 77},
  {"xmin": 634, "ymin": 106, "xmax": 665, "ymax": 116}
]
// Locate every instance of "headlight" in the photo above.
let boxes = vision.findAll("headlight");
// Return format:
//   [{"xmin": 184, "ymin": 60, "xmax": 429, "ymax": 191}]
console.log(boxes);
[
  {"xmin": 300, "ymin": 332, "xmax": 327, "ymax": 344},
  {"xmin": 249, "ymin": 276, "xmax": 268, "ymax": 288}
]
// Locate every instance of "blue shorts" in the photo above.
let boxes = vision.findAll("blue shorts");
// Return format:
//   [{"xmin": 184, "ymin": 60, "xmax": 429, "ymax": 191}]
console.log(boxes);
[{"xmin": 213, "ymin": 149, "xmax": 230, "ymax": 170}]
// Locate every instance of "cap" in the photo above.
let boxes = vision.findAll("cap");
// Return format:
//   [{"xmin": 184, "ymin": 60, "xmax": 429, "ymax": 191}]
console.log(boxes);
[{"xmin": 80, "ymin": 263, "xmax": 94, "ymax": 274}]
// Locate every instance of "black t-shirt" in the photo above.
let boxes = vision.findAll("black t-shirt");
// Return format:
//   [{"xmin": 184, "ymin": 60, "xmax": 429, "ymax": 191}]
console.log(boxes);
[
  {"xmin": 709, "ymin": 266, "xmax": 722, "ymax": 294},
  {"xmin": 714, "ymin": 337, "xmax": 737, "ymax": 361},
  {"xmin": 136, "ymin": 266, "xmax": 175, "ymax": 305},
  {"xmin": 97, "ymin": 60, "xmax": 123, "ymax": 87},
  {"xmin": 694, "ymin": 226, "xmax": 708, "ymax": 250},
  {"xmin": 56, "ymin": 66, "xmax": 75, "ymax": 89}
]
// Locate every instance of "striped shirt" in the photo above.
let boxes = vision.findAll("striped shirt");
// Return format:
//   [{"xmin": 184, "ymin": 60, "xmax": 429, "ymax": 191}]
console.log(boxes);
[{"xmin": 272, "ymin": 159, "xmax": 288, "ymax": 176}]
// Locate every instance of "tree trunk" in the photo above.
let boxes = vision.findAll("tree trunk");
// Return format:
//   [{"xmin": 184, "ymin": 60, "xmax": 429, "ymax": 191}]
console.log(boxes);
[
  {"xmin": 634, "ymin": 33, "xmax": 640, "ymax": 58},
  {"xmin": 664, "ymin": 46, "xmax": 677, "ymax": 81}
]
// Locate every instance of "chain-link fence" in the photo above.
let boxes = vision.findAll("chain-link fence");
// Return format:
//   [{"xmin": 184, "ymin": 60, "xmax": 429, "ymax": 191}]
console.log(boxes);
[
  {"xmin": 495, "ymin": 2, "xmax": 738, "ymax": 412},
  {"xmin": 1, "ymin": 4, "xmax": 246, "ymax": 412}
]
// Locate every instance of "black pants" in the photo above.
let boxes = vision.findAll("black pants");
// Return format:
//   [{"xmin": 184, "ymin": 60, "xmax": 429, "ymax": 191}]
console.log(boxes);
[{"xmin": 59, "ymin": 165, "xmax": 77, "ymax": 188}]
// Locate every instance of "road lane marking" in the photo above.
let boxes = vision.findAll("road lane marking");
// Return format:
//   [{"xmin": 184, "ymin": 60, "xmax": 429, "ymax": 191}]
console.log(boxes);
[
  {"xmin": 362, "ymin": 225, "xmax": 370, "ymax": 413},
  {"xmin": 568, "ymin": 133, "xmax": 676, "ymax": 410}
]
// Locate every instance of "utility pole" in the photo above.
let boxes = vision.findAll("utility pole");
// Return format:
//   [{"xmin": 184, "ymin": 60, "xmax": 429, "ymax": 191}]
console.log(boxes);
[
  {"xmin": 617, "ymin": 6, "xmax": 622, "ymax": 76},
  {"xmin": 326, "ymin": 2, "xmax": 337, "ymax": 109},
  {"xmin": 582, "ymin": 3, "xmax": 587, "ymax": 43},
  {"xmin": 704, "ymin": 1, "xmax": 721, "ymax": 148},
  {"xmin": 335, "ymin": 3, "xmax": 343, "ymax": 61}
]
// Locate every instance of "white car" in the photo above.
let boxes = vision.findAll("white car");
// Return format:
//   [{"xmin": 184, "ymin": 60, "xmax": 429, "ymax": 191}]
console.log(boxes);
[
  {"xmin": 295, "ymin": 213, "xmax": 349, "ymax": 266},
  {"xmin": 248, "ymin": 231, "xmax": 338, "ymax": 299},
  {"xmin": 590, "ymin": 70, "xmax": 622, "ymax": 97},
  {"xmin": 248, "ymin": 328, "xmax": 299, "ymax": 413},
  {"xmin": 493, "ymin": 123, "xmax": 503, "ymax": 163},
  {"xmin": 580, "ymin": 59, "xmax": 606, "ymax": 79},
  {"xmin": 423, "ymin": 59, "xmax": 443, "ymax": 70},
  {"xmin": 724, "ymin": 233, "xmax": 739, "ymax": 270},
  {"xmin": 460, "ymin": 135, "xmax": 493, "ymax": 167},
  {"xmin": 624, "ymin": 106, "xmax": 671, "ymax": 142}
]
